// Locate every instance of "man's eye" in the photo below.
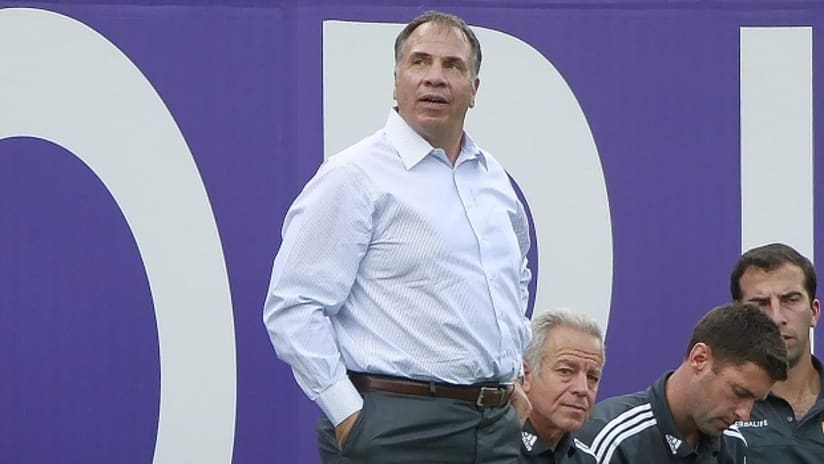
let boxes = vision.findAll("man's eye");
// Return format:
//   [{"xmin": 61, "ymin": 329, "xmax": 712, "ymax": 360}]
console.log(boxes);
[{"xmin": 732, "ymin": 387, "xmax": 749, "ymax": 399}]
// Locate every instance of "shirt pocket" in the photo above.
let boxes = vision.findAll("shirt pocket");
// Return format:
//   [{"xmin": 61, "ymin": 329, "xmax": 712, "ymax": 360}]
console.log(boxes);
[{"xmin": 481, "ymin": 209, "xmax": 523, "ymax": 274}]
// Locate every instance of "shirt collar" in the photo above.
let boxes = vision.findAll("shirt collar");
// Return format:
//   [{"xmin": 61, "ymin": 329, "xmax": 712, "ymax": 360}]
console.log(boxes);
[
  {"xmin": 521, "ymin": 420, "xmax": 577, "ymax": 459},
  {"xmin": 764, "ymin": 354, "xmax": 824, "ymax": 402},
  {"xmin": 812, "ymin": 355, "xmax": 824, "ymax": 400},
  {"xmin": 384, "ymin": 108, "xmax": 487, "ymax": 171},
  {"xmin": 649, "ymin": 372, "xmax": 721, "ymax": 459}
]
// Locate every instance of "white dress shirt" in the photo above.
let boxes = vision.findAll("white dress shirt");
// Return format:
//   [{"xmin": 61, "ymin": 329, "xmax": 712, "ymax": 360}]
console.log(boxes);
[{"xmin": 263, "ymin": 109, "xmax": 532, "ymax": 425}]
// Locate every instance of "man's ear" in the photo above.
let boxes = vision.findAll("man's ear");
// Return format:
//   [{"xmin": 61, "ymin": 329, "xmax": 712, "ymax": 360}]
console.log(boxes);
[
  {"xmin": 392, "ymin": 70, "xmax": 398, "ymax": 101},
  {"xmin": 469, "ymin": 77, "xmax": 480, "ymax": 108},
  {"xmin": 688, "ymin": 342, "xmax": 711, "ymax": 372},
  {"xmin": 522, "ymin": 360, "xmax": 532, "ymax": 393}
]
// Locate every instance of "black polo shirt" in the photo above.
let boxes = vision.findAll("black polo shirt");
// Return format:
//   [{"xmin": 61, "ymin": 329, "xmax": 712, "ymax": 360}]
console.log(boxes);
[
  {"xmin": 577, "ymin": 372, "xmax": 747, "ymax": 463},
  {"xmin": 734, "ymin": 355, "xmax": 824, "ymax": 463},
  {"xmin": 519, "ymin": 420, "xmax": 597, "ymax": 463}
]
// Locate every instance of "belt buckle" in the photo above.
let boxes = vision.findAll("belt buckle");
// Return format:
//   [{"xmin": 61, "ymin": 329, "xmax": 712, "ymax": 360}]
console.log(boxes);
[{"xmin": 476, "ymin": 386, "xmax": 504, "ymax": 407}]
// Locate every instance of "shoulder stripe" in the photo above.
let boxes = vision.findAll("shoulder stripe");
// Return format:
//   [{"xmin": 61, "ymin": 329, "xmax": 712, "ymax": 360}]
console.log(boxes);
[
  {"xmin": 600, "ymin": 418, "xmax": 658, "ymax": 464},
  {"xmin": 590, "ymin": 403, "xmax": 653, "ymax": 457},
  {"xmin": 574, "ymin": 438, "xmax": 597, "ymax": 458},
  {"xmin": 722, "ymin": 428, "xmax": 748, "ymax": 446}
]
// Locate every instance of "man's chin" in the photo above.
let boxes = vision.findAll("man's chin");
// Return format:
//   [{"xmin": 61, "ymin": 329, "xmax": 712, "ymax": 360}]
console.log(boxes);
[
  {"xmin": 699, "ymin": 421, "xmax": 728, "ymax": 437},
  {"xmin": 787, "ymin": 350, "xmax": 804, "ymax": 369},
  {"xmin": 416, "ymin": 115, "xmax": 450, "ymax": 129},
  {"xmin": 556, "ymin": 413, "xmax": 586, "ymax": 431},
  {"xmin": 415, "ymin": 120, "xmax": 458, "ymax": 141}
]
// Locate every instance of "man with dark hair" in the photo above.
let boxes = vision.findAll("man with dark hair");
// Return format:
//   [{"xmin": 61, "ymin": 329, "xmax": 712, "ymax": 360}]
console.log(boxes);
[
  {"xmin": 263, "ymin": 10, "xmax": 531, "ymax": 463},
  {"xmin": 519, "ymin": 309, "xmax": 604, "ymax": 463},
  {"xmin": 730, "ymin": 243, "xmax": 823, "ymax": 463},
  {"xmin": 578, "ymin": 303, "xmax": 787, "ymax": 463}
]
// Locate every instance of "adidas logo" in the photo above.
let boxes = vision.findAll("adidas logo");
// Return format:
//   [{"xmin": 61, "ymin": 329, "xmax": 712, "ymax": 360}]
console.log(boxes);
[
  {"xmin": 665, "ymin": 434, "xmax": 682, "ymax": 454},
  {"xmin": 522, "ymin": 432, "xmax": 538, "ymax": 452}
]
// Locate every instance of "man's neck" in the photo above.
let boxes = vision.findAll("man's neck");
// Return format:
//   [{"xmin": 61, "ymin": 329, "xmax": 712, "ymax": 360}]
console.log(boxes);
[
  {"xmin": 771, "ymin": 352, "xmax": 821, "ymax": 418},
  {"xmin": 528, "ymin": 414, "xmax": 565, "ymax": 451},
  {"xmin": 665, "ymin": 366, "xmax": 700, "ymax": 447},
  {"xmin": 419, "ymin": 127, "xmax": 463, "ymax": 165},
  {"xmin": 435, "ymin": 136, "xmax": 462, "ymax": 165}
]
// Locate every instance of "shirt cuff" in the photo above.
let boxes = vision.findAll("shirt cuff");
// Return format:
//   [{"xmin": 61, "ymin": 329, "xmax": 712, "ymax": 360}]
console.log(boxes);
[{"xmin": 316, "ymin": 377, "xmax": 364, "ymax": 426}]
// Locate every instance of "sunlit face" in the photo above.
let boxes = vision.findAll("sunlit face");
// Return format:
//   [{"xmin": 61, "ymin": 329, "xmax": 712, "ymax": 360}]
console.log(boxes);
[
  {"xmin": 523, "ymin": 325, "xmax": 604, "ymax": 443},
  {"xmin": 738, "ymin": 263, "xmax": 821, "ymax": 368},
  {"xmin": 688, "ymin": 347, "xmax": 774, "ymax": 436},
  {"xmin": 393, "ymin": 22, "xmax": 479, "ymax": 149}
]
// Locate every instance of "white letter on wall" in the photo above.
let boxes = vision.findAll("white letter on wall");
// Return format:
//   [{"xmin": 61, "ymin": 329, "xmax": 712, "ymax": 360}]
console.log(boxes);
[
  {"xmin": 740, "ymin": 26, "xmax": 814, "ymax": 350},
  {"xmin": 740, "ymin": 26, "xmax": 813, "ymax": 258},
  {"xmin": 0, "ymin": 8, "xmax": 236, "ymax": 463}
]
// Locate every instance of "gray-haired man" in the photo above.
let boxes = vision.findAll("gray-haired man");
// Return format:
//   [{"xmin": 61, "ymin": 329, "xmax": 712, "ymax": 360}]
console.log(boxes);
[{"xmin": 519, "ymin": 310, "xmax": 603, "ymax": 463}]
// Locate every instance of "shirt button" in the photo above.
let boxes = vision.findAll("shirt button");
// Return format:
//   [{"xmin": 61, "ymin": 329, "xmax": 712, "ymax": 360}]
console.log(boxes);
[{"xmin": 786, "ymin": 416, "xmax": 794, "ymax": 422}]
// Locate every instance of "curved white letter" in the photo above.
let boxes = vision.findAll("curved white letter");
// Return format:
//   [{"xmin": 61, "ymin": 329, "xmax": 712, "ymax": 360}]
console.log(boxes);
[{"xmin": 0, "ymin": 8, "xmax": 236, "ymax": 463}]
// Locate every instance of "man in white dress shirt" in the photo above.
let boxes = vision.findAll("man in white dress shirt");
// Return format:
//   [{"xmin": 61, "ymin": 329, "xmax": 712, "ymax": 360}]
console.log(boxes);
[{"xmin": 263, "ymin": 10, "xmax": 532, "ymax": 463}]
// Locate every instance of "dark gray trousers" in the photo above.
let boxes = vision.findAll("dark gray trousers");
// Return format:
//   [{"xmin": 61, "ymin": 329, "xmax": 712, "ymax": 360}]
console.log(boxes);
[{"xmin": 317, "ymin": 391, "xmax": 521, "ymax": 463}]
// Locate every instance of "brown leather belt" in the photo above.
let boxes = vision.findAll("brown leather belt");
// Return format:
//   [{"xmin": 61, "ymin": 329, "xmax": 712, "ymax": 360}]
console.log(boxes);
[{"xmin": 349, "ymin": 372, "xmax": 513, "ymax": 407}]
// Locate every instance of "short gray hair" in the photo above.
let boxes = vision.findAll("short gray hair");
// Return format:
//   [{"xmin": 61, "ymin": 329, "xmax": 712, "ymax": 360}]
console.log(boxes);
[
  {"xmin": 394, "ymin": 10, "xmax": 482, "ymax": 77},
  {"xmin": 524, "ymin": 309, "xmax": 605, "ymax": 371}
]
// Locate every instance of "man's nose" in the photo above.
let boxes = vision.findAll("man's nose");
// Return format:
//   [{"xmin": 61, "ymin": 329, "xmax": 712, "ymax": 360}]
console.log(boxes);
[
  {"xmin": 423, "ymin": 63, "xmax": 447, "ymax": 86},
  {"xmin": 766, "ymin": 298, "xmax": 788, "ymax": 324},
  {"xmin": 570, "ymin": 372, "xmax": 588, "ymax": 395},
  {"xmin": 734, "ymin": 399, "xmax": 755, "ymax": 422}
]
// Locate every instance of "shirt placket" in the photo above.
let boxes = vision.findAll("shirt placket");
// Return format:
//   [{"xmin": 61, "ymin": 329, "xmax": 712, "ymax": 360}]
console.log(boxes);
[{"xmin": 453, "ymin": 156, "xmax": 507, "ymax": 357}]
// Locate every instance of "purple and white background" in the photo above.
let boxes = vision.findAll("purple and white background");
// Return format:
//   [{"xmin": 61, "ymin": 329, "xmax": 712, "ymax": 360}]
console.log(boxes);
[{"xmin": 1, "ymin": 1, "xmax": 822, "ymax": 462}]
